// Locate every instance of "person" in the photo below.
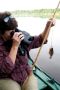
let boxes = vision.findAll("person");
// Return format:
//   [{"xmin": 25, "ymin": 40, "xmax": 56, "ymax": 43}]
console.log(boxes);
[{"xmin": 0, "ymin": 11, "xmax": 55, "ymax": 90}]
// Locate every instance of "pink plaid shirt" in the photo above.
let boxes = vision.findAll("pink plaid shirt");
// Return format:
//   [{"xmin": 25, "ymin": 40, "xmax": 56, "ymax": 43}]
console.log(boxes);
[{"xmin": 0, "ymin": 34, "xmax": 43, "ymax": 85}]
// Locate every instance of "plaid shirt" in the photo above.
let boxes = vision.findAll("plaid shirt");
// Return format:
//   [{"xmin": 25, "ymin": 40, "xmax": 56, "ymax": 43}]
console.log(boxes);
[{"xmin": 0, "ymin": 34, "xmax": 43, "ymax": 85}]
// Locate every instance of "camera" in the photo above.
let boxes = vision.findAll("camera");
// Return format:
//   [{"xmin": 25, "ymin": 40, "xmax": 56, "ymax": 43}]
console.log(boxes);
[
  {"xmin": 10, "ymin": 28, "xmax": 34, "ymax": 46},
  {"xmin": 10, "ymin": 28, "xmax": 34, "ymax": 56}
]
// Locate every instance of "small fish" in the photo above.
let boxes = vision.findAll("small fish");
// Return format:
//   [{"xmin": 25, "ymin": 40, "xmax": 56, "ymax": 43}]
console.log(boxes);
[{"xmin": 49, "ymin": 47, "xmax": 54, "ymax": 59}]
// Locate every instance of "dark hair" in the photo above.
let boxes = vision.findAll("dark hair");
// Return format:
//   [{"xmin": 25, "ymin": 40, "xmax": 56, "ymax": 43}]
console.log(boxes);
[{"xmin": 0, "ymin": 11, "xmax": 18, "ymax": 34}]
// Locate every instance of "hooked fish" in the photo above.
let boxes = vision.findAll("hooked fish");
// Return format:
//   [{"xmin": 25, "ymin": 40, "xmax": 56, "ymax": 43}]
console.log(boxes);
[{"xmin": 49, "ymin": 47, "xmax": 54, "ymax": 59}]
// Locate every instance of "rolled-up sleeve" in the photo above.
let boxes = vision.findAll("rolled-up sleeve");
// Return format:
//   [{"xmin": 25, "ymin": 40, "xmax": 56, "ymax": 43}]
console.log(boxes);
[
  {"xmin": 28, "ymin": 34, "xmax": 47, "ymax": 51},
  {"xmin": 0, "ymin": 49, "xmax": 14, "ymax": 74}
]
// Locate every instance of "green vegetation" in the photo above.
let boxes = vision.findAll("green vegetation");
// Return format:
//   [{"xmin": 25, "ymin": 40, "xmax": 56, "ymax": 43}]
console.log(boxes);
[{"xmin": 11, "ymin": 9, "xmax": 60, "ymax": 19}]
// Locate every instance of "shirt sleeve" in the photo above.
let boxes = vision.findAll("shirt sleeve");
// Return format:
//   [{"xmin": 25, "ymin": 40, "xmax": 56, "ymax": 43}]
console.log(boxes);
[
  {"xmin": 28, "ymin": 34, "xmax": 47, "ymax": 51},
  {"xmin": 0, "ymin": 48, "xmax": 14, "ymax": 74},
  {"xmin": 28, "ymin": 35, "xmax": 43, "ymax": 50}
]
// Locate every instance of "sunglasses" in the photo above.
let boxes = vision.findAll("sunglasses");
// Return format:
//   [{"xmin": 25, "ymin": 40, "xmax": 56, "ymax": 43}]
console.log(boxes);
[{"xmin": 3, "ymin": 16, "xmax": 14, "ymax": 23}]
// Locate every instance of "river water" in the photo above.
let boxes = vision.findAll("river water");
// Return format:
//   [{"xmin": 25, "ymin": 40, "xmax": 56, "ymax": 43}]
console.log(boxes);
[{"xmin": 16, "ymin": 17, "xmax": 60, "ymax": 83}]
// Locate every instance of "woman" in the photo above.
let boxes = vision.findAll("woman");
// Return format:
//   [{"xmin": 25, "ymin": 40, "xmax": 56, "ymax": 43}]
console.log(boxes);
[{"xmin": 0, "ymin": 11, "xmax": 55, "ymax": 90}]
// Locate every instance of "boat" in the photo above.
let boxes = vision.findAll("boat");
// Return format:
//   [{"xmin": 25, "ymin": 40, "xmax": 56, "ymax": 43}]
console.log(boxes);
[{"xmin": 29, "ymin": 58, "xmax": 60, "ymax": 90}]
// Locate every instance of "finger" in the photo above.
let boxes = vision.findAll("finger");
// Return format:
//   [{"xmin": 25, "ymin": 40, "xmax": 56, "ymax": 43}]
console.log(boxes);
[
  {"xmin": 20, "ymin": 36, "xmax": 24, "ymax": 41},
  {"xmin": 18, "ymin": 32, "xmax": 23, "ymax": 37},
  {"xmin": 14, "ymin": 32, "xmax": 23, "ymax": 37},
  {"xmin": 19, "ymin": 34, "xmax": 24, "ymax": 39},
  {"xmin": 49, "ymin": 18, "xmax": 53, "ymax": 21}
]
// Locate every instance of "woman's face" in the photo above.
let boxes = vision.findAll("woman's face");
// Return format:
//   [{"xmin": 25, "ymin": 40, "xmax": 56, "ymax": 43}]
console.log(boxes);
[{"xmin": 2, "ymin": 29, "xmax": 15, "ymax": 41}]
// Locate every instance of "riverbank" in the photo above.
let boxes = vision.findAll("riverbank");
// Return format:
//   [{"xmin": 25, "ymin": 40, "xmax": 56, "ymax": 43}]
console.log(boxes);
[{"xmin": 12, "ymin": 9, "xmax": 60, "ymax": 19}]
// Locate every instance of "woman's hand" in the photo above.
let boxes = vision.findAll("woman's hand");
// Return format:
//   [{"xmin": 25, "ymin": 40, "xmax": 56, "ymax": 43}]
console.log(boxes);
[
  {"xmin": 12, "ymin": 32, "xmax": 24, "ymax": 47},
  {"xmin": 46, "ymin": 18, "xmax": 56, "ymax": 27},
  {"xmin": 41, "ymin": 18, "xmax": 56, "ymax": 44}
]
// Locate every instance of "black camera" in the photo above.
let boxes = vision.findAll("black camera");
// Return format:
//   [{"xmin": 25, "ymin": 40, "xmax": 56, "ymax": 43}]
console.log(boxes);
[
  {"xmin": 10, "ymin": 28, "xmax": 34, "ymax": 56},
  {"xmin": 10, "ymin": 28, "xmax": 34, "ymax": 46}
]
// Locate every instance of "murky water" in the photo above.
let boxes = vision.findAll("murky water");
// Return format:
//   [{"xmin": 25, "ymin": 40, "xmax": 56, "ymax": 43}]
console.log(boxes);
[{"xmin": 16, "ymin": 17, "xmax": 60, "ymax": 83}]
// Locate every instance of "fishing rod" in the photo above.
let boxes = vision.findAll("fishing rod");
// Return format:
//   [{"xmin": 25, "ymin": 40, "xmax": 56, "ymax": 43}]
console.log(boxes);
[{"xmin": 32, "ymin": 0, "xmax": 60, "ymax": 69}]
